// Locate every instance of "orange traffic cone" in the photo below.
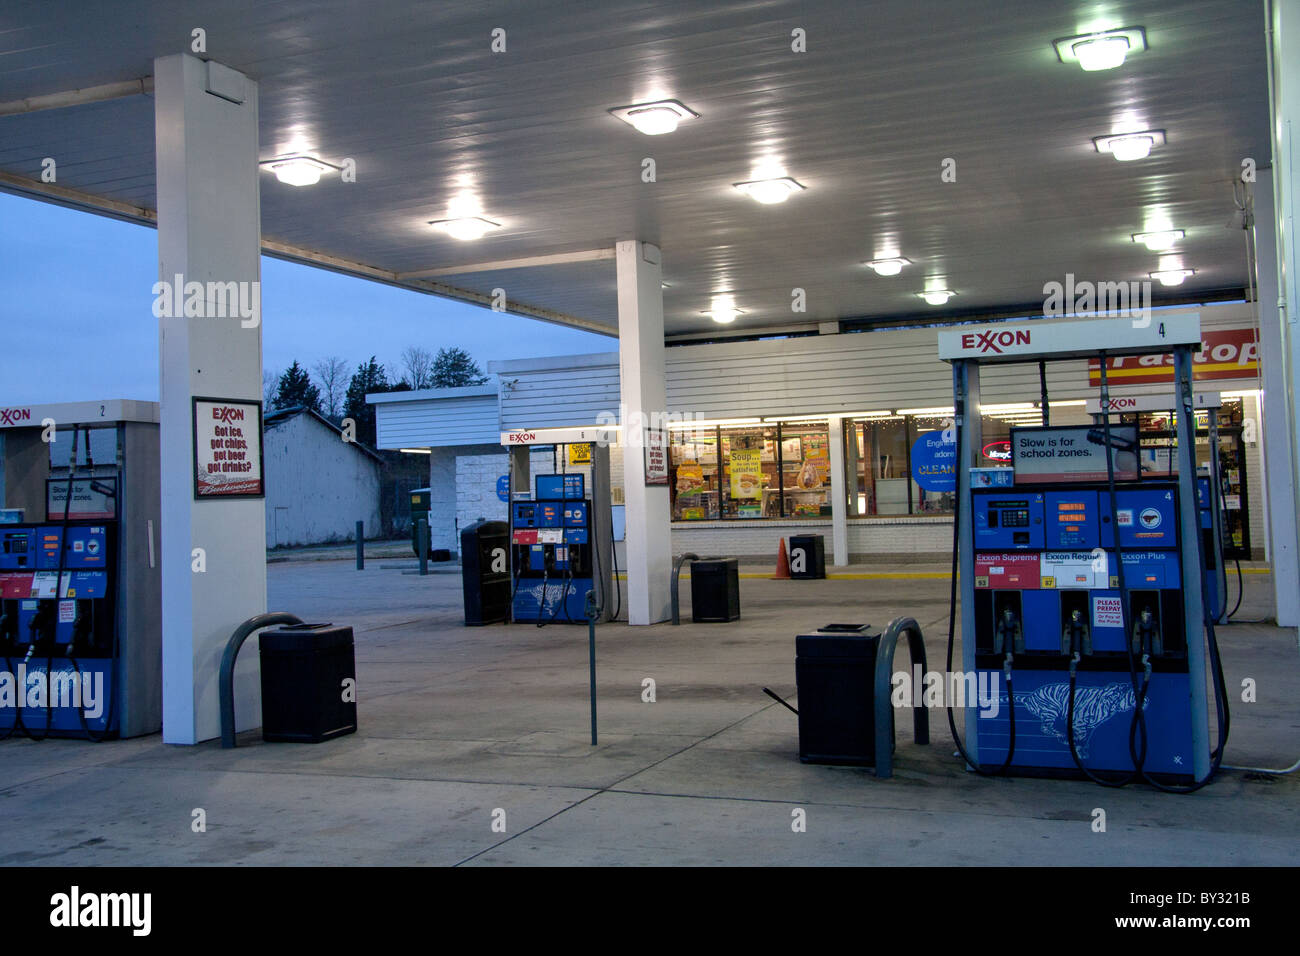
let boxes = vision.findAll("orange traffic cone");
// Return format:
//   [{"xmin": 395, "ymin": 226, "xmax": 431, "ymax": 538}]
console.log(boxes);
[{"xmin": 773, "ymin": 538, "xmax": 791, "ymax": 579}]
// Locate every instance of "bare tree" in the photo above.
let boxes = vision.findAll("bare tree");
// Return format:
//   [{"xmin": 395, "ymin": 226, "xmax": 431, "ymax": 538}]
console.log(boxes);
[
  {"xmin": 263, "ymin": 367, "xmax": 279, "ymax": 409},
  {"xmin": 401, "ymin": 346, "xmax": 435, "ymax": 390},
  {"xmin": 313, "ymin": 355, "xmax": 348, "ymax": 420}
]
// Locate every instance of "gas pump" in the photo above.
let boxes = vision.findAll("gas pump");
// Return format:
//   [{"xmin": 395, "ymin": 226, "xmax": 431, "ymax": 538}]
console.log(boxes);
[
  {"xmin": 511, "ymin": 475, "xmax": 594, "ymax": 623},
  {"xmin": 501, "ymin": 426, "xmax": 617, "ymax": 625},
  {"xmin": 1087, "ymin": 391, "xmax": 1231, "ymax": 622},
  {"xmin": 0, "ymin": 401, "xmax": 161, "ymax": 740},
  {"xmin": 941, "ymin": 316, "xmax": 1228, "ymax": 790}
]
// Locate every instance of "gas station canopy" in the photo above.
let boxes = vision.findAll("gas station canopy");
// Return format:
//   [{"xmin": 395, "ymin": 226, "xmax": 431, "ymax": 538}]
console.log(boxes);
[{"xmin": 0, "ymin": 0, "xmax": 1269, "ymax": 337}]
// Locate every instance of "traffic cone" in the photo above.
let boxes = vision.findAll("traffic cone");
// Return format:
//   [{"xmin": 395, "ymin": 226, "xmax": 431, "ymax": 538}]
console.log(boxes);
[{"xmin": 773, "ymin": 538, "xmax": 791, "ymax": 579}]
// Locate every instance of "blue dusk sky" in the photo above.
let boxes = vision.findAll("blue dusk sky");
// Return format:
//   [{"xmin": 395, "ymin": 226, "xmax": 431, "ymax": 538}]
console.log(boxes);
[{"xmin": 0, "ymin": 191, "xmax": 612, "ymax": 406}]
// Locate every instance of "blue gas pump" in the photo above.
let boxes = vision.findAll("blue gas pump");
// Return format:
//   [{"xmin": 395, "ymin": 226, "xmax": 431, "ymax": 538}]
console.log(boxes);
[
  {"xmin": 510, "ymin": 474, "xmax": 595, "ymax": 623},
  {"xmin": 940, "ymin": 315, "xmax": 1228, "ymax": 790}
]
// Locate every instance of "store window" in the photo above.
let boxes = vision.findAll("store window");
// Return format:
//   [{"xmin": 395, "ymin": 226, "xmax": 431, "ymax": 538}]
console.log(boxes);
[
  {"xmin": 670, "ymin": 427, "xmax": 720, "ymax": 520},
  {"xmin": 776, "ymin": 424, "xmax": 832, "ymax": 517}
]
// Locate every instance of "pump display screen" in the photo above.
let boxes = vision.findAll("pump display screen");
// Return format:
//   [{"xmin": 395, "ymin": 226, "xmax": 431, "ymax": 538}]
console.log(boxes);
[{"xmin": 536, "ymin": 474, "xmax": 584, "ymax": 500}]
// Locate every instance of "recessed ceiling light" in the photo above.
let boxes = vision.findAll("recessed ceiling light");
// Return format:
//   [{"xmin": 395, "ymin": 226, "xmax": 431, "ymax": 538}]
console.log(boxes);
[
  {"xmin": 703, "ymin": 296, "xmax": 743, "ymax": 324},
  {"xmin": 865, "ymin": 258, "xmax": 912, "ymax": 276},
  {"xmin": 1150, "ymin": 269, "xmax": 1195, "ymax": 287},
  {"xmin": 259, "ymin": 155, "xmax": 339, "ymax": 187},
  {"xmin": 1053, "ymin": 27, "xmax": 1147, "ymax": 71},
  {"xmin": 427, "ymin": 217, "xmax": 501, "ymax": 241},
  {"xmin": 733, "ymin": 177, "xmax": 805, "ymax": 204},
  {"xmin": 1093, "ymin": 130, "xmax": 1166, "ymax": 161},
  {"xmin": 1132, "ymin": 229, "xmax": 1185, "ymax": 251},
  {"xmin": 918, "ymin": 290, "xmax": 955, "ymax": 305},
  {"xmin": 609, "ymin": 100, "xmax": 699, "ymax": 135}
]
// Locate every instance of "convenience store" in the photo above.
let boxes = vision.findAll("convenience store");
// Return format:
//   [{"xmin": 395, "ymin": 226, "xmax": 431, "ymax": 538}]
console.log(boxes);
[{"xmin": 371, "ymin": 301, "xmax": 1266, "ymax": 565}]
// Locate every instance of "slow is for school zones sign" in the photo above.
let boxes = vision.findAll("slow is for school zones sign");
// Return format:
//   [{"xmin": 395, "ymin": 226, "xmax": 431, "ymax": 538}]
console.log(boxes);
[{"xmin": 193, "ymin": 398, "xmax": 264, "ymax": 499}]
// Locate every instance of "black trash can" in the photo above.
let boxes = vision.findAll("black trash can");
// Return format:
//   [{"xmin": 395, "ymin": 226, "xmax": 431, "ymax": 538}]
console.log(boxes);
[
  {"xmin": 788, "ymin": 534, "xmax": 826, "ymax": 579},
  {"xmin": 461, "ymin": 519, "xmax": 510, "ymax": 625},
  {"xmin": 795, "ymin": 626, "xmax": 890, "ymax": 765},
  {"xmin": 691, "ymin": 558, "xmax": 740, "ymax": 622},
  {"xmin": 259, "ymin": 623, "xmax": 358, "ymax": 743}
]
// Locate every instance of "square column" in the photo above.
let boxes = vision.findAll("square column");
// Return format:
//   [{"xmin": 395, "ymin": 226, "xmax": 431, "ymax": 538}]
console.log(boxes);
[
  {"xmin": 828, "ymin": 416, "xmax": 848, "ymax": 565},
  {"xmin": 1251, "ymin": 168, "xmax": 1300, "ymax": 624},
  {"xmin": 154, "ymin": 54, "xmax": 266, "ymax": 743},
  {"xmin": 1264, "ymin": 1, "xmax": 1300, "ymax": 624},
  {"xmin": 615, "ymin": 240, "xmax": 671, "ymax": 624}
]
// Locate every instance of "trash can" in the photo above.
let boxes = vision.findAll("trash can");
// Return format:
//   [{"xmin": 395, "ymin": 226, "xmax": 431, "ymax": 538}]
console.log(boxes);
[
  {"xmin": 259, "ymin": 623, "xmax": 358, "ymax": 743},
  {"xmin": 794, "ymin": 624, "xmax": 890, "ymax": 765},
  {"xmin": 691, "ymin": 558, "xmax": 740, "ymax": 622},
  {"xmin": 788, "ymin": 534, "xmax": 826, "ymax": 579},
  {"xmin": 461, "ymin": 519, "xmax": 510, "ymax": 625}
]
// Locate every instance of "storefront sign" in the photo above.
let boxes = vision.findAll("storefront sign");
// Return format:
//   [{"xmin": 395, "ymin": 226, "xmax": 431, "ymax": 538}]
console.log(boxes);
[
  {"xmin": 193, "ymin": 398, "xmax": 264, "ymax": 499},
  {"xmin": 1086, "ymin": 329, "xmax": 1258, "ymax": 385},
  {"xmin": 496, "ymin": 475, "xmax": 510, "ymax": 502},
  {"xmin": 911, "ymin": 431, "xmax": 957, "ymax": 492},
  {"xmin": 644, "ymin": 429, "xmax": 668, "ymax": 486},
  {"xmin": 729, "ymin": 449, "xmax": 762, "ymax": 499},
  {"xmin": 1011, "ymin": 425, "xmax": 1138, "ymax": 484}
]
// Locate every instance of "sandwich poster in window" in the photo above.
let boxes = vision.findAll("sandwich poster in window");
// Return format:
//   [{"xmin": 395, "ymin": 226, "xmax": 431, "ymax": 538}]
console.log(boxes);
[
  {"xmin": 729, "ymin": 449, "xmax": 763, "ymax": 499},
  {"xmin": 193, "ymin": 398, "xmax": 264, "ymax": 499}
]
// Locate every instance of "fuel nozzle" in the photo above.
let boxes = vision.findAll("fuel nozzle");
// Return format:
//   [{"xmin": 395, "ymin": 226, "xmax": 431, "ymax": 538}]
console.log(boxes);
[
  {"xmin": 1063, "ymin": 607, "xmax": 1090, "ymax": 656},
  {"xmin": 995, "ymin": 606, "xmax": 1022, "ymax": 655},
  {"xmin": 1132, "ymin": 605, "xmax": 1161, "ymax": 656},
  {"xmin": 28, "ymin": 600, "xmax": 56, "ymax": 653},
  {"xmin": 69, "ymin": 600, "xmax": 93, "ymax": 654}
]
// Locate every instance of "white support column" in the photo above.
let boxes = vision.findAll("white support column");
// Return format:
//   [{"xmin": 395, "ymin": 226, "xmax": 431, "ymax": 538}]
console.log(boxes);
[
  {"xmin": 615, "ymin": 240, "xmax": 671, "ymax": 624},
  {"xmin": 1265, "ymin": 2, "xmax": 1300, "ymax": 624},
  {"xmin": 1253, "ymin": 168, "xmax": 1300, "ymax": 624},
  {"xmin": 155, "ymin": 54, "xmax": 266, "ymax": 743},
  {"xmin": 828, "ymin": 416, "xmax": 848, "ymax": 565}
]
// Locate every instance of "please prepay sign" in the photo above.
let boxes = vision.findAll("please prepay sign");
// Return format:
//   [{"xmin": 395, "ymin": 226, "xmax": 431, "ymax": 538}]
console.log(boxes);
[
  {"xmin": 1011, "ymin": 425, "xmax": 1138, "ymax": 485},
  {"xmin": 193, "ymin": 398, "xmax": 264, "ymax": 498}
]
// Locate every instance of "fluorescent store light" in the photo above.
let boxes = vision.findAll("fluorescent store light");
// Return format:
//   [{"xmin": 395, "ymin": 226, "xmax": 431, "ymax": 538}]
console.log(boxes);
[
  {"xmin": 666, "ymin": 418, "xmax": 763, "ymax": 430},
  {"xmin": 896, "ymin": 406, "xmax": 956, "ymax": 416},
  {"xmin": 399, "ymin": 448, "xmax": 432, "ymax": 454},
  {"xmin": 978, "ymin": 403, "xmax": 1036, "ymax": 413}
]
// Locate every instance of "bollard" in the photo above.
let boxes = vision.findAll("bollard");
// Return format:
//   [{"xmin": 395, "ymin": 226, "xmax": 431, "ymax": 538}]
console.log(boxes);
[
  {"xmin": 355, "ymin": 520, "xmax": 364, "ymax": 570},
  {"xmin": 586, "ymin": 590, "xmax": 598, "ymax": 745},
  {"xmin": 417, "ymin": 518, "xmax": 429, "ymax": 576}
]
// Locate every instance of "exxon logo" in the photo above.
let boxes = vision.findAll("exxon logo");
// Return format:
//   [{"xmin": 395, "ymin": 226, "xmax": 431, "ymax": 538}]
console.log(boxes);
[
  {"xmin": 0, "ymin": 408, "xmax": 32, "ymax": 426},
  {"xmin": 959, "ymin": 329, "xmax": 1032, "ymax": 354},
  {"xmin": 210, "ymin": 406, "xmax": 245, "ymax": 424}
]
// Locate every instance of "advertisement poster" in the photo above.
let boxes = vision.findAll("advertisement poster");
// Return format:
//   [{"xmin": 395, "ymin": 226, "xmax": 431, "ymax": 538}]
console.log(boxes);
[
  {"xmin": 644, "ymin": 429, "xmax": 668, "ymax": 485},
  {"xmin": 911, "ymin": 430, "xmax": 957, "ymax": 492},
  {"xmin": 729, "ymin": 449, "xmax": 762, "ymax": 499},
  {"xmin": 193, "ymin": 398, "xmax": 264, "ymax": 498}
]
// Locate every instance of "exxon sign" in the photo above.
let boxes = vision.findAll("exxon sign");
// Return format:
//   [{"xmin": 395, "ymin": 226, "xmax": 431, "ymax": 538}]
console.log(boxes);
[{"xmin": 959, "ymin": 329, "xmax": 1032, "ymax": 355}]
